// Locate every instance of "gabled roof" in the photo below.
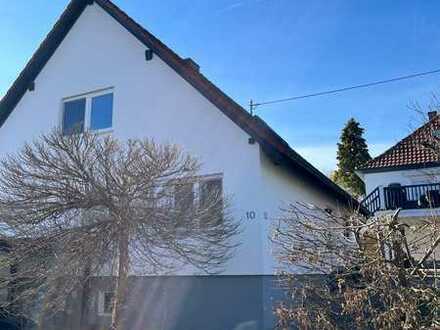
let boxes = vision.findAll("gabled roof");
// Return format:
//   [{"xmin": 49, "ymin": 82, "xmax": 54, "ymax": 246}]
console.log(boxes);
[
  {"xmin": 0, "ymin": 0, "xmax": 360, "ymax": 209},
  {"xmin": 359, "ymin": 115, "xmax": 440, "ymax": 173}
]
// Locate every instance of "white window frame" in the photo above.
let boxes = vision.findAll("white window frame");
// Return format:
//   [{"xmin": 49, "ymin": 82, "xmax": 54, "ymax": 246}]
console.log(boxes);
[
  {"xmin": 198, "ymin": 175, "xmax": 223, "ymax": 203},
  {"xmin": 97, "ymin": 290, "xmax": 114, "ymax": 316},
  {"xmin": 172, "ymin": 173, "xmax": 223, "ymax": 208},
  {"xmin": 61, "ymin": 87, "xmax": 114, "ymax": 135}
]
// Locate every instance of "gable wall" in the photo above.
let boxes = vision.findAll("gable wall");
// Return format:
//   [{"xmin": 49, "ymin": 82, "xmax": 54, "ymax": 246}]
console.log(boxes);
[
  {"xmin": 0, "ymin": 3, "xmax": 264, "ymax": 276},
  {"xmin": 0, "ymin": 3, "xmax": 344, "ymax": 277}
]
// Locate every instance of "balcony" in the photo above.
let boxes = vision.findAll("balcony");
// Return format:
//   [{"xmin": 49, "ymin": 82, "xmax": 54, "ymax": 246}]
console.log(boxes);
[{"xmin": 361, "ymin": 183, "xmax": 440, "ymax": 215}]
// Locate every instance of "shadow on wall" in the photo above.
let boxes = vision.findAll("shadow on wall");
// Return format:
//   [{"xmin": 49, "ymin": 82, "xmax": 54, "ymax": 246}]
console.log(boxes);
[
  {"xmin": 50, "ymin": 275, "xmax": 271, "ymax": 330},
  {"xmin": 0, "ymin": 313, "xmax": 36, "ymax": 330}
]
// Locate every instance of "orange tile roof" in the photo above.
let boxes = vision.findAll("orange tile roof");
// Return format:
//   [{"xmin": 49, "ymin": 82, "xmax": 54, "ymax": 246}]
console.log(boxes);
[{"xmin": 360, "ymin": 115, "xmax": 440, "ymax": 171}]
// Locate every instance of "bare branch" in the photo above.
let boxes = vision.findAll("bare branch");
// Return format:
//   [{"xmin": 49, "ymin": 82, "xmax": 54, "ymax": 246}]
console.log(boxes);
[{"xmin": 0, "ymin": 130, "xmax": 240, "ymax": 329}]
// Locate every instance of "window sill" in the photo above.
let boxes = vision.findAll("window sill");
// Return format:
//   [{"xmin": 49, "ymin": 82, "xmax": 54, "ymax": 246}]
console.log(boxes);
[
  {"xmin": 91, "ymin": 128, "xmax": 114, "ymax": 136},
  {"xmin": 98, "ymin": 312, "xmax": 112, "ymax": 317}
]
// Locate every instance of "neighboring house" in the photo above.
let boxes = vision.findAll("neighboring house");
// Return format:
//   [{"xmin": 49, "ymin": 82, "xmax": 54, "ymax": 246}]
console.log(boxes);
[
  {"xmin": 359, "ymin": 111, "xmax": 440, "ymax": 219},
  {"xmin": 0, "ymin": 1, "xmax": 357, "ymax": 329}
]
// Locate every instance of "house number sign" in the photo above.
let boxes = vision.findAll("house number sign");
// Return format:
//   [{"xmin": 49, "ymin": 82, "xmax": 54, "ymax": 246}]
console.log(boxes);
[
  {"xmin": 246, "ymin": 211, "xmax": 256, "ymax": 220},
  {"xmin": 245, "ymin": 211, "xmax": 269, "ymax": 220}
]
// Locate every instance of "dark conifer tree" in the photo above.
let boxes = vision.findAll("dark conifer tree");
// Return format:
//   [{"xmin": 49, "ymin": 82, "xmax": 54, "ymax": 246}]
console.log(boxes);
[{"xmin": 332, "ymin": 118, "xmax": 371, "ymax": 197}]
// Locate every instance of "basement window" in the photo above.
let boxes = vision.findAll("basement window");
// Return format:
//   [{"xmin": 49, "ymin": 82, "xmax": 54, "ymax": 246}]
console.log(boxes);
[
  {"xmin": 62, "ymin": 89, "xmax": 113, "ymax": 135},
  {"xmin": 98, "ymin": 291, "xmax": 114, "ymax": 316}
]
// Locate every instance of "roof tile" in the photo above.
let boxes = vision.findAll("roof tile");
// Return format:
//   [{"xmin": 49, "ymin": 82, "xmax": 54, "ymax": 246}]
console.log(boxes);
[{"xmin": 360, "ymin": 115, "xmax": 440, "ymax": 171}]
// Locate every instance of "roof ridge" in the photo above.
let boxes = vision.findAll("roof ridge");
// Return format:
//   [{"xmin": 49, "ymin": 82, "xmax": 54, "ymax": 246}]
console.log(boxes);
[
  {"xmin": 369, "ymin": 119, "xmax": 433, "ymax": 160},
  {"xmin": 0, "ymin": 0, "xmax": 361, "ymax": 210}
]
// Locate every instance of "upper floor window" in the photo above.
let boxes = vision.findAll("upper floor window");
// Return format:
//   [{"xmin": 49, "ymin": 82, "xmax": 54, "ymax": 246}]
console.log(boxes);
[
  {"xmin": 62, "ymin": 89, "xmax": 113, "ymax": 135},
  {"xmin": 63, "ymin": 98, "xmax": 86, "ymax": 135},
  {"xmin": 91, "ymin": 93, "xmax": 113, "ymax": 131}
]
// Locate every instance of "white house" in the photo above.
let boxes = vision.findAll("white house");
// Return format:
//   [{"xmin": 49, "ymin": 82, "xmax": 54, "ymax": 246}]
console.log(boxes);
[
  {"xmin": 359, "ymin": 111, "xmax": 440, "ymax": 219},
  {"xmin": 0, "ymin": 1, "xmax": 357, "ymax": 329}
]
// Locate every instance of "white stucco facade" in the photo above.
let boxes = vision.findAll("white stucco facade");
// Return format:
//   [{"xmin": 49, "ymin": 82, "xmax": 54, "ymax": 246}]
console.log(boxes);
[{"xmin": 0, "ymin": 3, "xmax": 344, "ymax": 277}]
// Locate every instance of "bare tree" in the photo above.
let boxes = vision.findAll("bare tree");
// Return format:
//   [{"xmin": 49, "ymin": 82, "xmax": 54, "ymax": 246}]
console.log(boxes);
[
  {"xmin": 0, "ymin": 130, "xmax": 239, "ymax": 330},
  {"xmin": 272, "ymin": 204, "xmax": 440, "ymax": 329},
  {"xmin": 273, "ymin": 98, "xmax": 440, "ymax": 330}
]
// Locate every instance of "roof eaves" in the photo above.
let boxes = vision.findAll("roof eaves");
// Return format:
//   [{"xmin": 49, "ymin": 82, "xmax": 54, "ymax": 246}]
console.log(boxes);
[
  {"xmin": 0, "ymin": 0, "xmax": 89, "ymax": 127},
  {"xmin": 94, "ymin": 0, "xmax": 360, "ymax": 208},
  {"xmin": 358, "ymin": 161, "xmax": 440, "ymax": 174},
  {"xmin": 251, "ymin": 117, "xmax": 361, "ymax": 209},
  {"xmin": 0, "ymin": 0, "xmax": 361, "ymax": 211},
  {"xmin": 360, "ymin": 117, "xmax": 439, "ymax": 171}
]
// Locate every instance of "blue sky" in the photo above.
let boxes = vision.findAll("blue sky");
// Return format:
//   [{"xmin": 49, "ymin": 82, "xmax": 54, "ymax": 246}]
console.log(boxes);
[{"xmin": 1, "ymin": 0, "xmax": 440, "ymax": 174}]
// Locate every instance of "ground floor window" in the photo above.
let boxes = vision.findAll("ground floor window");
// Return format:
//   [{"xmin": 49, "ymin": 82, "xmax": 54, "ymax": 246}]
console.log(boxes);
[{"xmin": 98, "ymin": 291, "xmax": 114, "ymax": 316}]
